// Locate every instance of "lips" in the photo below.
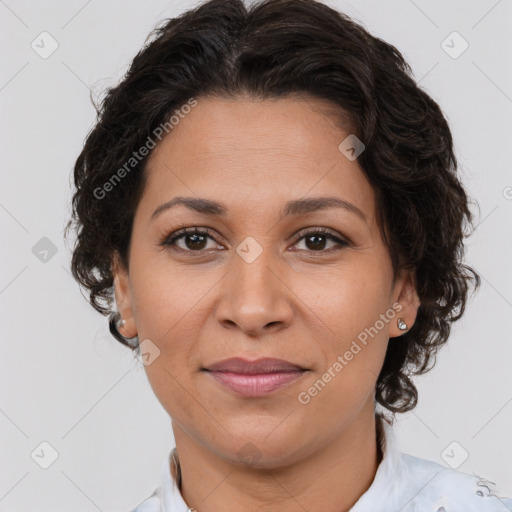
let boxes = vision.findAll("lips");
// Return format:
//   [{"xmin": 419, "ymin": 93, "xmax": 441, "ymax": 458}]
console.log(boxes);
[
  {"xmin": 203, "ymin": 357, "xmax": 306, "ymax": 374},
  {"xmin": 202, "ymin": 357, "xmax": 308, "ymax": 397}
]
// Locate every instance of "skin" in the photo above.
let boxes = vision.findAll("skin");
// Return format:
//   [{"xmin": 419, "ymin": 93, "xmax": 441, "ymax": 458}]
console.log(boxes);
[{"xmin": 113, "ymin": 94, "xmax": 420, "ymax": 512}]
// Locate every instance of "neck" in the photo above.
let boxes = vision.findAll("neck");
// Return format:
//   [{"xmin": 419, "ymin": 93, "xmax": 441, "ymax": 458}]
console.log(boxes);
[{"xmin": 171, "ymin": 404, "xmax": 382, "ymax": 512}]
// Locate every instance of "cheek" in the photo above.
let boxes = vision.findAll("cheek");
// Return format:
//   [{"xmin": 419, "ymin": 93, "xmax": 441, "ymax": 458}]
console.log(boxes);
[
  {"xmin": 129, "ymin": 255, "xmax": 213, "ymax": 338},
  {"xmin": 128, "ymin": 260, "xmax": 213, "ymax": 415},
  {"xmin": 295, "ymin": 263, "xmax": 393, "ymax": 342},
  {"xmin": 142, "ymin": 357, "xmax": 204, "ymax": 436},
  {"xmin": 296, "ymin": 265, "xmax": 392, "ymax": 398}
]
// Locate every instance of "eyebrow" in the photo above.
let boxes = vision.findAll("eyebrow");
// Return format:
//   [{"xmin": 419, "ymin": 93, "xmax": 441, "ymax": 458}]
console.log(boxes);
[{"xmin": 151, "ymin": 196, "xmax": 367, "ymax": 222}]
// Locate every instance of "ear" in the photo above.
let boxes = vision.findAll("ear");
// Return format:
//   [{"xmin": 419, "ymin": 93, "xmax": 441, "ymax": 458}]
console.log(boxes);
[
  {"xmin": 389, "ymin": 269, "xmax": 420, "ymax": 338},
  {"xmin": 111, "ymin": 251, "xmax": 138, "ymax": 339}
]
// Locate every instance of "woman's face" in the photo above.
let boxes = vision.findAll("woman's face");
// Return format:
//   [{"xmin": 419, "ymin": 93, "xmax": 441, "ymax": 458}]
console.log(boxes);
[{"xmin": 114, "ymin": 95, "xmax": 418, "ymax": 467}]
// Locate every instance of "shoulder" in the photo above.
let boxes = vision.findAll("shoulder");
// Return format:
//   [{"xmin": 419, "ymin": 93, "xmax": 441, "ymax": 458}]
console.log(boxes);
[{"xmin": 400, "ymin": 453, "xmax": 512, "ymax": 511}]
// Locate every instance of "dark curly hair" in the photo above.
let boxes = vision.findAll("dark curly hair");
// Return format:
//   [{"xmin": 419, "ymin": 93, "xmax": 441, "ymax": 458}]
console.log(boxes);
[{"xmin": 64, "ymin": 0, "xmax": 480, "ymax": 414}]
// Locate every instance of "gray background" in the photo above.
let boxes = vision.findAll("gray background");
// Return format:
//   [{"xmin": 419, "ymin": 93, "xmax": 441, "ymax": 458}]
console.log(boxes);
[{"xmin": 1, "ymin": 0, "xmax": 511, "ymax": 510}]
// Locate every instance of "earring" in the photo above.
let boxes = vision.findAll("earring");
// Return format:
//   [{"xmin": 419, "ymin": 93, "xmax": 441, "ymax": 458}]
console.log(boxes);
[
  {"xmin": 397, "ymin": 318, "xmax": 408, "ymax": 331},
  {"xmin": 109, "ymin": 312, "xmax": 139, "ymax": 349}
]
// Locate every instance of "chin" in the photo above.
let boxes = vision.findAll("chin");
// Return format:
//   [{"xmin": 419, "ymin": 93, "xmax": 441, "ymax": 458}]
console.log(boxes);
[{"xmin": 213, "ymin": 429, "xmax": 315, "ymax": 470}]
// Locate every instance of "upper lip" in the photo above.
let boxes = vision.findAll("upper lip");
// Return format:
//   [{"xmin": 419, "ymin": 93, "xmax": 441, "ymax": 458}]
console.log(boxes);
[{"xmin": 203, "ymin": 357, "xmax": 307, "ymax": 374}]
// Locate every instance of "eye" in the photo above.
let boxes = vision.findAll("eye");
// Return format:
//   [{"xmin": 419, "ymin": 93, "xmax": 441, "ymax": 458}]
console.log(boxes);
[
  {"xmin": 160, "ymin": 227, "xmax": 222, "ymax": 253},
  {"xmin": 291, "ymin": 227, "xmax": 350, "ymax": 253},
  {"xmin": 159, "ymin": 226, "xmax": 350, "ymax": 255}
]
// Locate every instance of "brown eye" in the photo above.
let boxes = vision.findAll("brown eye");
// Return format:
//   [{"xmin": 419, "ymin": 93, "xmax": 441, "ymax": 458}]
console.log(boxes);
[
  {"xmin": 304, "ymin": 234, "xmax": 328, "ymax": 250},
  {"xmin": 181, "ymin": 232, "xmax": 208, "ymax": 250},
  {"xmin": 160, "ymin": 226, "xmax": 349, "ymax": 255},
  {"xmin": 293, "ymin": 229, "xmax": 349, "ymax": 253},
  {"xmin": 162, "ymin": 228, "xmax": 219, "ymax": 252}
]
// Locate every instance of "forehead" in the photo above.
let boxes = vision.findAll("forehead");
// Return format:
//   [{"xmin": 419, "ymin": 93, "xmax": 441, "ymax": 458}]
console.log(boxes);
[{"xmin": 140, "ymin": 95, "xmax": 374, "ymax": 221}]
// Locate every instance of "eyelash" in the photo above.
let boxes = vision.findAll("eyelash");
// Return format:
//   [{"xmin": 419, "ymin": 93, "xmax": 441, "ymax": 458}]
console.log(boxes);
[{"xmin": 159, "ymin": 226, "xmax": 350, "ymax": 256}]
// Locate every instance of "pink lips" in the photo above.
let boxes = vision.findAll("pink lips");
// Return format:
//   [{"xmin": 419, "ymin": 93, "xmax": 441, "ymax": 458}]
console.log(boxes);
[{"xmin": 203, "ymin": 357, "xmax": 307, "ymax": 397}]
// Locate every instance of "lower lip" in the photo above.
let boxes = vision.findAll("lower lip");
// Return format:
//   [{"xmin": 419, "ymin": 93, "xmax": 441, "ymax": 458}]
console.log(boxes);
[{"xmin": 206, "ymin": 371, "xmax": 305, "ymax": 397}]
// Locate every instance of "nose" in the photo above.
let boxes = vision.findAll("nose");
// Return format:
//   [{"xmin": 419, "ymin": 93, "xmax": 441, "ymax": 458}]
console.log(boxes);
[{"xmin": 215, "ymin": 247, "xmax": 294, "ymax": 338}]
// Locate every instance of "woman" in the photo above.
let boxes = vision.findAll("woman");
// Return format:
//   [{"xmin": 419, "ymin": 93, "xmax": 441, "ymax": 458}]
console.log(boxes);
[{"xmin": 65, "ymin": 0, "xmax": 512, "ymax": 510}]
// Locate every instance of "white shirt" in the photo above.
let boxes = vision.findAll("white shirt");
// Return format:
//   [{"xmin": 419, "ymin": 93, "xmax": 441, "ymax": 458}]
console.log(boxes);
[{"xmin": 131, "ymin": 413, "xmax": 512, "ymax": 511}]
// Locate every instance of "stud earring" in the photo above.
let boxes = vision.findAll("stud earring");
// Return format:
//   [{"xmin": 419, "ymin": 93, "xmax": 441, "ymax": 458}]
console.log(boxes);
[
  {"xmin": 118, "ymin": 317, "xmax": 126, "ymax": 328},
  {"xmin": 397, "ymin": 318, "xmax": 408, "ymax": 331}
]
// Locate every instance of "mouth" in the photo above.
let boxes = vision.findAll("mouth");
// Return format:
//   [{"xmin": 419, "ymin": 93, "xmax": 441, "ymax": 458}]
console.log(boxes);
[
  {"xmin": 201, "ymin": 357, "xmax": 309, "ymax": 397},
  {"xmin": 203, "ymin": 357, "xmax": 308, "ymax": 374}
]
